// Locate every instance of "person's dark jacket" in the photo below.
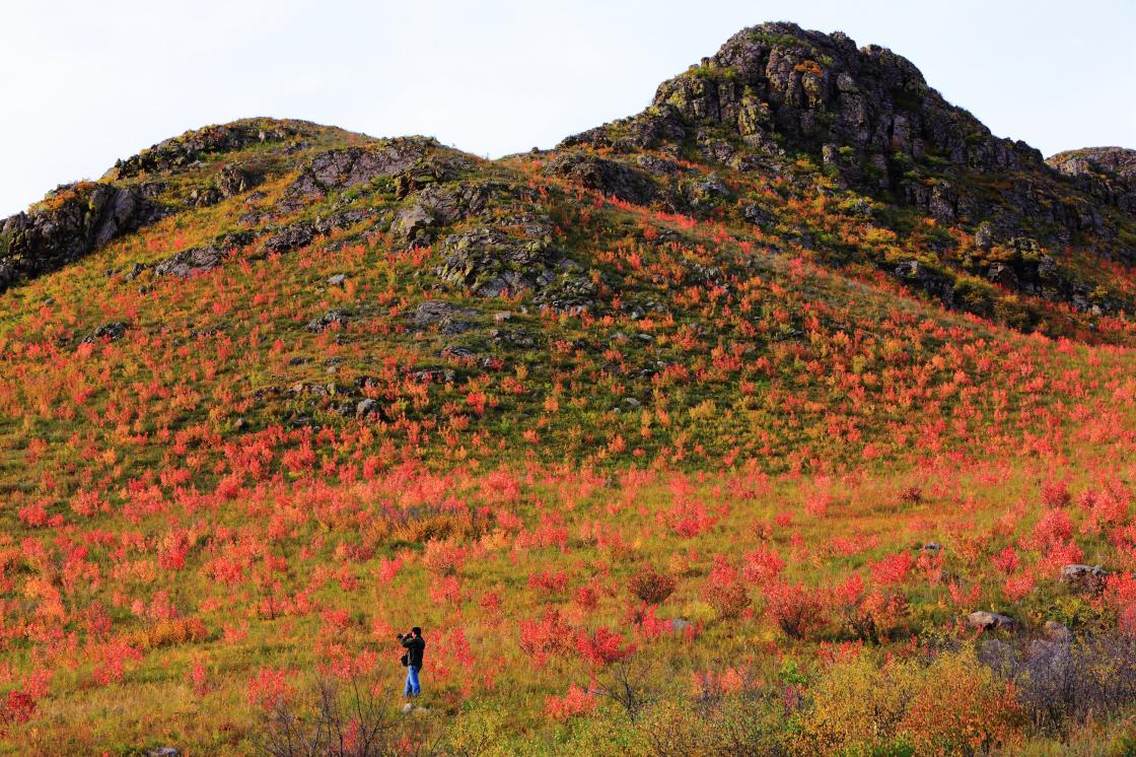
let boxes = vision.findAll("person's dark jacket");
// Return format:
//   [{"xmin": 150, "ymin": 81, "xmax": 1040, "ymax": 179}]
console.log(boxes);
[{"xmin": 401, "ymin": 634, "xmax": 426, "ymax": 668}]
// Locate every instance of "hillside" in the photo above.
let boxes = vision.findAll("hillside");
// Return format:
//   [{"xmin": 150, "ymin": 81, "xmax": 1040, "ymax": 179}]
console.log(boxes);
[{"xmin": 1, "ymin": 21, "xmax": 1135, "ymax": 755}]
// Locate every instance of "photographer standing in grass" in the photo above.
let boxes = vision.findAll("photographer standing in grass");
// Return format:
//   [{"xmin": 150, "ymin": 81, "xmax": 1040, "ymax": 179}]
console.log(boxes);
[{"xmin": 398, "ymin": 627, "xmax": 426, "ymax": 709}]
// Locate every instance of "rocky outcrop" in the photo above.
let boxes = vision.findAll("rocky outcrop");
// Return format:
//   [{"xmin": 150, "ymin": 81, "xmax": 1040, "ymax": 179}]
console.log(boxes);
[
  {"xmin": 1048, "ymin": 147, "xmax": 1136, "ymax": 214},
  {"xmin": 544, "ymin": 152, "xmax": 658, "ymax": 205},
  {"xmin": 559, "ymin": 22, "xmax": 1132, "ymax": 262},
  {"xmin": 0, "ymin": 182, "xmax": 161, "ymax": 291},
  {"xmin": 106, "ymin": 119, "xmax": 294, "ymax": 179},
  {"xmin": 283, "ymin": 137, "xmax": 473, "ymax": 208},
  {"xmin": 390, "ymin": 181, "xmax": 525, "ymax": 247},
  {"xmin": 1049, "ymin": 147, "xmax": 1136, "ymax": 182},
  {"xmin": 261, "ymin": 222, "xmax": 316, "ymax": 254},
  {"xmin": 434, "ymin": 227, "xmax": 562, "ymax": 297},
  {"xmin": 893, "ymin": 260, "xmax": 958, "ymax": 309},
  {"xmin": 154, "ymin": 247, "xmax": 228, "ymax": 278},
  {"xmin": 650, "ymin": 23, "xmax": 1040, "ymax": 175}
]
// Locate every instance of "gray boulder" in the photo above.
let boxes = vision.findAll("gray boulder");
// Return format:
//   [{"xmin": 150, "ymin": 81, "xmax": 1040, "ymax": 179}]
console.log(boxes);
[
  {"xmin": 307, "ymin": 310, "xmax": 349, "ymax": 333},
  {"xmin": 967, "ymin": 611, "xmax": 1017, "ymax": 631},
  {"xmin": 154, "ymin": 246, "xmax": 226, "ymax": 278},
  {"xmin": 1060, "ymin": 564, "xmax": 1107, "ymax": 592}
]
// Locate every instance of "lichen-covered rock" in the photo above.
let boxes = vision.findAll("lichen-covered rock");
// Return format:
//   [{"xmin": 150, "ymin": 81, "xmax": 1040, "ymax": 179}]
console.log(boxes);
[
  {"xmin": 684, "ymin": 173, "xmax": 733, "ymax": 209},
  {"xmin": 257, "ymin": 211, "xmax": 372, "ymax": 255},
  {"xmin": 83, "ymin": 321, "xmax": 129, "ymax": 343},
  {"xmin": 0, "ymin": 182, "xmax": 161, "ymax": 292},
  {"xmin": 434, "ymin": 225, "xmax": 564, "ymax": 299},
  {"xmin": 390, "ymin": 181, "xmax": 520, "ymax": 247},
  {"xmin": 410, "ymin": 301, "xmax": 479, "ymax": 334},
  {"xmin": 559, "ymin": 105, "xmax": 687, "ymax": 153},
  {"xmin": 154, "ymin": 247, "xmax": 227, "ymax": 278},
  {"xmin": 974, "ymin": 221, "xmax": 995, "ymax": 250},
  {"xmin": 894, "ymin": 259, "xmax": 956, "ymax": 308},
  {"xmin": 1043, "ymin": 620, "xmax": 1072, "ymax": 642},
  {"xmin": 636, "ymin": 154, "xmax": 682, "ymax": 175},
  {"xmin": 307, "ymin": 310, "xmax": 349, "ymax": 333},
  {"xmin": 533, "ymin": 268, "xmax": 599, "ymax": 314},
  {"xmin": 741, "ymin": 203, "xmax": 775, "ymax": 228},
  {"xmin": 1048, "ymin": 147, "xmax": 1136, "ymax": 215},
  {"xmin": 967, "ymin": 611, "xmax": 1017, "ymax": 631},
  {"xmin": 216, "ymin": 163, "xmax": 261, "ymax": 197},
  {"xmin": 106, "ymin": 119, "xmax": 294, "ymax": 179},
  {"xmin": 544, "ymin": 152, "xmax": 657, "ymax": 205},
  {"xmin": 1060, "ymin": 564, "xmax": 1108, "ymax": 592},
  {"xmin": 490, "ymin": 327, "xmax": 539, "ymax": 349},
  {"xmin": 651, "ymin": 22, "xmax": 1041, "ymax": 177},
  {"xmin": 262, "ymin": 222, "xmax": 315, "ymax": 254},
  {"xmin": 283, "ymin": 137, "xmax": 472, "ymax": 207},
  {"xmin": 390, "ymin": 203, "xmax": 437, "ymax": 247}
]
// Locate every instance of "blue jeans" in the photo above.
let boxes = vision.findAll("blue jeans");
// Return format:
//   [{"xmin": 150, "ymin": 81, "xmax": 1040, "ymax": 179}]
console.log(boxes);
[{"xmin": 404, "ymin": 665, "xmax": 421, "ymax": 697}]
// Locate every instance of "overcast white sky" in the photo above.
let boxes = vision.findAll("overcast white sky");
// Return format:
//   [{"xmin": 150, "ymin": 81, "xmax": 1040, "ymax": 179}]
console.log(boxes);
[{"xmin": 1, "ymin": 0, "xmax": 1133, "ymax": 217}]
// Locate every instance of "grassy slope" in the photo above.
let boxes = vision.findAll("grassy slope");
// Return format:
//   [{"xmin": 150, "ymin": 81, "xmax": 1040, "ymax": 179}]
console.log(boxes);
[{"xmin": 0, "ymin": 121, "xmax": 1135, "ymax": 753}]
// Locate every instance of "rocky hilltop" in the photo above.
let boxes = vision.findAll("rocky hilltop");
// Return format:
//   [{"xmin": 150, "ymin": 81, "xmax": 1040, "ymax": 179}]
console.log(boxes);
[
  {"xmin": 1048, "ymin": 146, "xmax": 1136, "ymax": 214},
  {"xmin": 561, "ymin": 22, "xmax": 1132, "ymax": 240},
  {"xmin": 2, "ymin": 22, "xmax": 1134, "ymax": 336}
]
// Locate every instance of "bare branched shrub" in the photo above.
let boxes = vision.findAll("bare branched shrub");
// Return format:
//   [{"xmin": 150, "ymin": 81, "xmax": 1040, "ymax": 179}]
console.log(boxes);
[
  {"xmin": 256, "ymin": 672, "xmax": 421, "ymax": 757},
  {"xmin": 980, "ymin": 634, "xmax": 1136, "ymax": 735},
  {"xmin": 597, "ymin": 656, "xmax": 654, "ymax": 721}
]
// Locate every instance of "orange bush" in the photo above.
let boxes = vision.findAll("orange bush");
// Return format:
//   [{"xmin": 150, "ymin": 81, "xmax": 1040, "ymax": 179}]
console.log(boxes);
[{"xmin": 898, "ymin": 650, "xmax": 1023, "ymax": 754}]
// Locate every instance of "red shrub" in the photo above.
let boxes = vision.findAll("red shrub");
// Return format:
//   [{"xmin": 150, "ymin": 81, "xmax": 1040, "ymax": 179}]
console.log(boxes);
[
  {"xmin": 0, "ymin": 690, "xmax": 36, "ymax": 727},
  {"xmin": 993, "ymin": 546, "xmax": 1019, "ymax": 574},
  {"xmin": 519, "ymin": 610, "xmax": 574, "ymax": 667},
  {"xmin": 1003, "ymin": 573, "xmax": 1036, "ymax": 602},
  {"xmin": 870, "ymin": 552, "xmax": 915, "ymax": 586},
  {"xmin": 1040, "ymin": 479, "xmax": 1072, "ymax": 508},
  {"xmin": 528, "ymin": 570, "xmax": 570, "ymax": 593},
  {"xmin": 576, "ymin": 627, "xmax": 635, "ymax": 666},
  {"xmin": 247, "ymin": 667, "xmax": 294, "ymax": 709},
  {"xmin": 92, "ymin": 640, "xmax": 143, "ymax": 686},
  {"xmin": 574, "ymin": 585, "xmax": 599, "ymax": 610},
  {"xmin": 627, "ymin": 565, "xmax": 676, "ymax": 604},
  {"xmin": 428, "ymin": 575, "xmax": 462, "ymax": 606},
  {"xmin": 545, "ymin": 684, "xmax": 597, "ymax": 720},
  {"xmin": 764, "ymin": 582, "xmax": 827, "ymax": 639},
  {"xmin": 422, "ymin": 540, "xmax": 467, "ymax": 576},
  {"xmin": 742, "ymin": 546, "xmax": 785, "ymax": 584},
  {"xmin": 705, "ymin": 556, "xmax": 751, "ymax": 620},
  {"xmin": 1032, "ymin": 508, "xmax": 1074, "ymax": 547},
  {"xmin": 665, "ymin": 499, "xmax": 716, "ymax": 537}
]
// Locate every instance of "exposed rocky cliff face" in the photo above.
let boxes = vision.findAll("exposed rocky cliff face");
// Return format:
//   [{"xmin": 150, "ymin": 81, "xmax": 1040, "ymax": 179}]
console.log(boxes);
[
  {"xmin": 0, "ymin": 182, "xmax": 162, "ymax": 290},
  {"xmin": 1048, "ymin": 147, "xmax": 1136, "ymax": 214},
  {"xmin": 562, "ymin": 23, "xmax": 1130, "ymax": 254}
]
